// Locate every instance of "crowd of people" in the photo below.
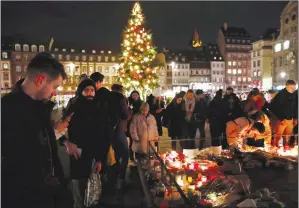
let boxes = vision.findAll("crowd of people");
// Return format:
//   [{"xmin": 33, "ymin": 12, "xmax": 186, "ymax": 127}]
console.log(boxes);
[{"xmin": 2, "ymin": 52, "xmax": 298, "ymax": 208}]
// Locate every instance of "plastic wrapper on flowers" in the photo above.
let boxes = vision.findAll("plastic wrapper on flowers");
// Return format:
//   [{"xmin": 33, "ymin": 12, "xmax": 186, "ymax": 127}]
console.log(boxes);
[{"xmin": 84, "ymin": 165, "xmax": 102, "ymax": 207}]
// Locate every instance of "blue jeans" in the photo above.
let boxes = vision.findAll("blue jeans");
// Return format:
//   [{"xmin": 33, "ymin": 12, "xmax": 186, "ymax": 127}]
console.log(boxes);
[{"xmin": 110, "ymin": 127, "xmax": 129, "ymax": 180}]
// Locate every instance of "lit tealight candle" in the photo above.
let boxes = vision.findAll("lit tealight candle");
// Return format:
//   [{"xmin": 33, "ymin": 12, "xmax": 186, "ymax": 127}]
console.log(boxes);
[
  {"xmin": 197, "ymin": 181, "xmax": 203, "ymax": 187},
  {"xmin": 201, "ymin": 166, "xmax": 207, "ymax": 171},
  {"xmin": 189, "ymin": 164, "xmax": 194, "ymax": 170},
  {"xmin": 187, "ymin": 176, "xmax": 193, "ymax": 183},
  {"xmin": 201, "ymin": 176, "xmax": 207, "ymax": 183}
]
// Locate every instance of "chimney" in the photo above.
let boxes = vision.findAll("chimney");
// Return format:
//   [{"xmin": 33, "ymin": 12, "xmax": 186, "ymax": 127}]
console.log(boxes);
[{"xmin": 224, "ymin": 22, "xmax": 228, "ymax": 31}]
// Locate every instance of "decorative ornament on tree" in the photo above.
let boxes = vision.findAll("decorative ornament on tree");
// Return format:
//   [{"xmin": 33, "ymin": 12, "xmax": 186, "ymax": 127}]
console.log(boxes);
[{"xmin": 118, "ymin": 1, "xmax": 159, "ymax": 99}]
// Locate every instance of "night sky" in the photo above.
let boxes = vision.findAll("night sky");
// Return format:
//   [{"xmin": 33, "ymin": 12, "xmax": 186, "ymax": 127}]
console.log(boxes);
[{"xmin": 2, "ymin": 1, "xmax": 287, "ymax": 52}]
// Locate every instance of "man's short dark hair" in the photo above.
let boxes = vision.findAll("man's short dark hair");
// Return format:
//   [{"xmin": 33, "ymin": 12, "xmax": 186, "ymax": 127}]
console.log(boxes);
[
  {"xmin": 90, "ymin": 72, "xmax": 104, "ymax": 83},
  {"xmin": 286, "ymin": 80, "xmax": 296, "ymax": 86},
  {"xmin": 196, "ymin": 89, "xmax": 204, "ymax": 95},
  {"xmin": 252, "ymin": 122, "xmax": 265, "ymax": 134},
  {"xmin": 111, "ymin": 84, "xmax": 123, "ymax": 92},
  {"xmin": 27, "ymin": 52, "xmax": 66, "ymax": 80},
  {"xmin": 226, "ymin": 87, "xmax": 233, "ymax": 91}
]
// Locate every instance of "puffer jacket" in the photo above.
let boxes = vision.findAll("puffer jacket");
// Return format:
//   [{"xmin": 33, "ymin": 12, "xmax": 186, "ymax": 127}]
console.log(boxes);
[{"xmin": 130, "ymin": 113, "xmax": 159, "ymax": 153}]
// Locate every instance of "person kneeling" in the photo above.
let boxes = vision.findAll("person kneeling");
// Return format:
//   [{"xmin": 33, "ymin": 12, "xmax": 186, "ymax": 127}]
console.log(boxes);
[
  {"xmin": 226, "ymin": 116, "xmax": 266, "ymax": 151},
  {"xmin": 130, "ymin": 102, "xmax": 159, "ymax": 160}
]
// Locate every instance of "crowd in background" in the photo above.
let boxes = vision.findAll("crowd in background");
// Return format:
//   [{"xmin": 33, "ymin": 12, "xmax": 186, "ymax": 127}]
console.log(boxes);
[{"xmin": 2, "ymin": 52, "xmax": 298, "ymax": 208}]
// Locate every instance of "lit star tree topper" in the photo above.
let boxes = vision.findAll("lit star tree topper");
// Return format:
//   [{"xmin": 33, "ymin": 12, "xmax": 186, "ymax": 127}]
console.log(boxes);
[{"xmin": 118, "ymin": 2, "xmax": 159, "ymax": 99}]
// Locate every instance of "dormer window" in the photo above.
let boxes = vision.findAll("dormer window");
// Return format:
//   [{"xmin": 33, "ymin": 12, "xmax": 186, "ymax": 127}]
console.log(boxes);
[
  {"xmin": 71, "ymin": 49, "xmax": 75, "ymax": 52},
  {"xmin": 82, "ymin": 50, "xmax": 85, "ymax": 53},
  {"xmin": 100, "ymin": 50, "xmax": 104, "ymax": 54},
  {"xmin": 31, "ymin": 45, "xmax": 37, "ymax": 52},
  {"xmin": 62, "ymin": 49, "xmax": 66, "ymax": 52},
  {"xmin": 15, "ymin": 44, "xmax": 21, "ymax": 51},
  {"xmin": 54, "ymin": 48, "xmax": 59, "ymax": 52},
  {"xmin": 39, "ymin": 45, "xmax": 45, "ymax": 52},
  {"xmin": 23, "ymin": 44, "xmax": 29, "ymax": 52},
  {"xmin": 92, "ymin": 50, "xmax": 96, "ymax": 54},
  {"xmin": 108, "ymin": 51, "xmax": 112, "ymax": 54}
]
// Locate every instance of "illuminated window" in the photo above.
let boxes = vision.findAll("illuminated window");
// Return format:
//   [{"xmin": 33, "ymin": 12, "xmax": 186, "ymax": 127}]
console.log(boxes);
[
  {"xmin": 274, "ymin": 43, "xmax": 281, "ymax": 52},
  {"xmin": 228, "ymin": 69, "xmax": 232, "ymax": 74},
  {"xmin": 89, "ymin": 56, "xmax": 93, "ymax": 62},
  {"xmin": 283, "ymin": 40, "xmax": 290, "ymax": 50},
  {"xmin": 2, "ymin": 52, "xmax": 8, "ymax": 59},
  {"xmin": 238, "ymin": 77, "xmax": 241, "ymax": 82},
  {"xmin": 248, "ymin": 77, "xmax": 251, "ymax": 82},
  {"xmin": 82, "ymin": 56, "xmax": 86, "ymax": 61},
  {"xmin": 31, "ymin": 45, "xmax": 37, "ymax": 52},
  {"xmin": 257, "ymin": 70, "xmax": 261, "ymax": 77},
  {"xmin": 39, "ymin": 45, "xmax": 45, "ymax": 52},
  {"xmin": 92, "ymin": 50, "xmax": 96, "ymax": 54},
  {"xmin": 105, "ymin": 56, "xmax": 109, "ymax": 62},
  {"xmin": 243, "ymin": 77, "xmax": 246, "ymax": 82},
  {"xmin": 62, "ymin": 49, "xmax": 66, "ymax": 52},
  {"xmin": 82, "ymin": 50, "xmax": 85, "ymax": 53},
  {"xmin": 23, "ymin": 44, "xmax": 29, "ymax": 52},
  {"xmin": 15, "ymin": 44, "xmax": 21, "ymax": 51},
  {"xmin": 58, "ymin": 54, "xmax": 62, "ymax": 60},
  {"xmin": 66, "ymin": 55, "xmax": 70, "ymax": 61},
  {"xmin": 71, "ymin": 49, "xmax": 75, "ymax": 52},
  {"xmin": 233, "ymin": 69, "xmax": 236, "ymax": 74},
  {"xmin": 111, "ymin": 56, "xmax": 116, "ymax": 62},
  {"xmin": 228, "ymin": 61, "xmax": 232, "ymax": 66},
  {"xmin": 233, "ymin": 61, "xmax": 236, "ymax": 66},
  {"xmin": 253, "ymin": 71, "xmax": 257, "ymax": 77},
  {"xmin": 238, "ymin": 69, "xmax": 242, "ymax": 74},
  {"xmin": 75, "ymin": 56, "xmax": 79, "ymax": 61},
  {"xmin": 3, "ymin": 63, "xmax": 8, "ymax": 69}
]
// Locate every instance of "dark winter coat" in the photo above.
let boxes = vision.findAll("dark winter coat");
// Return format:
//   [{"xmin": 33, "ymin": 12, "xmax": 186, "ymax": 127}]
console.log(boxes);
[
  {"xmin": 149, "ymin": 98, "xmax": 165, "ymax": 136},
  {"xmin": 192, "ymin": 98, "xmax": 208, "ymax": 122},
  {"xmin": 67, "ymin": 97, "xmax": 105, "ymax": 179},
  {"xmin": 222, "ymin": 93, "xmax": 243, "ymax": 121},
  {"xmin": 2, "ymin": 81, "xmax": 65, "ymax": 207},
  {"xmin": 270, "ymin": 88, "xmax": 298, "ymax": 121},
  {"xmin": 166, "ymin": 101, "xmax": 186, "ymax": 138},
  {"xmin": 109, "ymin": 91, "xmax": 130, "ymax": 132},
  {"xmin": 207, "ymin": 97, "xmax": 225, "ymax": 121}
]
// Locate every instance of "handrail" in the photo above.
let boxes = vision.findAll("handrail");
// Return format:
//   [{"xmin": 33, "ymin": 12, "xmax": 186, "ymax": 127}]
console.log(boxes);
[{"xmin": 148, "ymin": 142, "xmax": 203, "ymax": 208}]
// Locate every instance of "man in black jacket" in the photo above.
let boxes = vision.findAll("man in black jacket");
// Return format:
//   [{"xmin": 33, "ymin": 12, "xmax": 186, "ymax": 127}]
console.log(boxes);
[
  {"xmin": 109, "ymin": 84, "xmax": 130, "ymax": 191},
  {"xmin": 2, "ymin": 52, "xmax": 72, "ymax": 208},
  {"xmin": 191, "ymin": 89, "xmax": 208, "ymax": 149},
  {"xmin": 271, "ymin": 80, "xmax": 298, "ymax": 149}
]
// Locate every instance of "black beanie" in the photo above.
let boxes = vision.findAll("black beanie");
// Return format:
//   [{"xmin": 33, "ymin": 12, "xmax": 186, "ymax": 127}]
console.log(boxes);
[{"xmin": 77, "ymin": 79, "xmax": 96, "ymax": 96}]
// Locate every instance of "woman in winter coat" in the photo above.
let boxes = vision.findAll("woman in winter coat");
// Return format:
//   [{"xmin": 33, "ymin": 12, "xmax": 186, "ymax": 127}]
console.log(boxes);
[
  {"xmin": 183, "ymin": 90, "xmax": 196, "ymax": 149},
  {"xmin": 207, "ymin": 90, "xmax": 225, "ymax": 147},
  {"xmin": 130, "ymin": 102, "xmax": 159, "ymax": 158},
  {"xmin": 165, "ymin": 94, "xmax": 186, "ymax": 150},
  {"xmin": 127, "ymin": 90, "xmax": 143, "ymax": 160}
]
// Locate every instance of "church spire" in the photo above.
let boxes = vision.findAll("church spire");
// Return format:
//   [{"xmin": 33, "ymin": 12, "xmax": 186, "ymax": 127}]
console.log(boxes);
[{"xmin": 192, "ymin": 28, "xmax": 202, "ymax": 48}]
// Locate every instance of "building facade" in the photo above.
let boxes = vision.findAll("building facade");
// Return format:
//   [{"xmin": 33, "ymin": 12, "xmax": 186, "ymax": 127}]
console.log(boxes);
[
  {"xmin": 273, "ymin": 1, "xmax": 298, "ymax": 88},
  {"xmin": 217, "ymin": 22, "xmax": 253, "ymax": 92},
  {"xmin": 251, "ymin": 29, "xmax": 279, "ymax": 90},
  {"xmin": 1, "ymin": 50, "xmax": 12, "ymax": 94},
  {"xmin": 206, "ymin": 44, "xmax": 225, "ymax": 91}
]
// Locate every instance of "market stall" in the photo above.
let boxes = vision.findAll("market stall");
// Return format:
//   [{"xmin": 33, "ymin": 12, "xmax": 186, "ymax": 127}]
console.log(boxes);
[{"xmin": 136, "ymin": 141, "xmax": 297, "ymax": 208}]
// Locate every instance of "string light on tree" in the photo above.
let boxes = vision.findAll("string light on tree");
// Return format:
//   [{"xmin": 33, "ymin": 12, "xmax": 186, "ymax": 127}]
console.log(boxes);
[{"xmin": 118, "ymin": 1, "xmax": 159, "ymax": 98}]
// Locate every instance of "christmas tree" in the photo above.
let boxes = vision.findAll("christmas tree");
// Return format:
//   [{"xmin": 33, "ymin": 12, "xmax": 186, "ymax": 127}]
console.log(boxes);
[{"xmin": 118, "ymin": 2, "xmax": 159, "ymax": 98}]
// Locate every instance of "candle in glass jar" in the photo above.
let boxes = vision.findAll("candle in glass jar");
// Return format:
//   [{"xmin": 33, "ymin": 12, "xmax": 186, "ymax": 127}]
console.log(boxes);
[
  {"xmin": 187, "ymin": 176, "xmax": 193, "ymax": 183},
  {"xmin": 201, "ymin": 176, "xmax": 207, "ymax": 182}
]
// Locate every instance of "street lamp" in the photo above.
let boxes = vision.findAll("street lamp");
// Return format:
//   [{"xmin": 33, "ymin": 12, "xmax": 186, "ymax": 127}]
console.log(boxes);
[{"xmin": 280, "ymin": 71, "xmax": 286, "ymax": 88}]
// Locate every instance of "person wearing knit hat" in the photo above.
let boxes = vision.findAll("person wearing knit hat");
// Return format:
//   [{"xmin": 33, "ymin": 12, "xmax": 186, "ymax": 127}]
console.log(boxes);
[
  {"xmin": 130, "ymin": 102, "xmax": 159, "ymax": 158},
  {"xmin": 67, "ymin": 78, "xmax": 106, "ymax": 208}
]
